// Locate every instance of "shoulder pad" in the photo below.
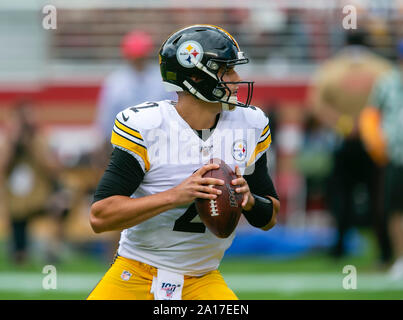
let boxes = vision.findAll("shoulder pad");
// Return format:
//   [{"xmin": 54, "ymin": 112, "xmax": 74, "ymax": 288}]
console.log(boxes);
[
  {"xmin": 242, "ymin": 105, "xmax": 269, "ymax": 129},
  {"xmin": 116, "ymin": 101, "xmax": 163, "ymax": 131}
]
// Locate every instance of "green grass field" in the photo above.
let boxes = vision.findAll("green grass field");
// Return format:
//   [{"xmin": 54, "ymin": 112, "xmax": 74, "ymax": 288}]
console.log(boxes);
[{"xmin": 0, "ymin": 229, "xmax": 402, "ymax": 300}]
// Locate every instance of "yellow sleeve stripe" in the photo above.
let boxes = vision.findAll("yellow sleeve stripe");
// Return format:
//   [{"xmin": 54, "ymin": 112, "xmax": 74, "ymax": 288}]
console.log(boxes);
[
  {"xmin": 247, "ymin": 133, "xmax": 272, "ymax": 167},
  {"xmin": 111, "ymin": 130, "xmax": 150, "ymax": 171},
  {"xmin": 114, "ymin": 119, "xmax": 144, "ymax": 141},
  {"xmin": 261, "ymin": 123, "xmax": 270, "ymax": 137}
]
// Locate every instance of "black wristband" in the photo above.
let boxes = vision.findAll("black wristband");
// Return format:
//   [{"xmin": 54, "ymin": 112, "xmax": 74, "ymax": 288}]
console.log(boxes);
[{"xmin": 242, "ymin": 194, "xmax": 274, "ymax": 228}]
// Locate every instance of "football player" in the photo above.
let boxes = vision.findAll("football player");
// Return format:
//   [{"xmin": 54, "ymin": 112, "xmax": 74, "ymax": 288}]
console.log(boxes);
[{"xmin": 87, "ymin": 25, "xmax": 280, "ymax": 300}]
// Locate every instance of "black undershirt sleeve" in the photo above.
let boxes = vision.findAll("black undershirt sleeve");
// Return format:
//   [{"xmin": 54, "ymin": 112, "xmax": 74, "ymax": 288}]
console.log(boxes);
[
  {"xmin": 244, "ymin": 153, "xmax": 279, "ymax": 200},
  {"xmin": 93, "ymin": 148, "xmax": 145, "ymax": 203}
]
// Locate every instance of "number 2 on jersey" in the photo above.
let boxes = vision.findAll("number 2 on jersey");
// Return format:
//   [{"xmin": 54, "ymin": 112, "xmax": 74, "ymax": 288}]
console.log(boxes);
[
  {"xmin": 130, "ymin": 102, "xmax": 159, "ymax": 113},
  {"xmin": 173, "ymin": 203, "xmax": 206, "ymax": 233}
]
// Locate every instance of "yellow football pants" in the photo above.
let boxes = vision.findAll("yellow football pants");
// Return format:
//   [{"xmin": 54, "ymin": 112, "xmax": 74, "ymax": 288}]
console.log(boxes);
[{"xmin": 87, "ymin": 256, "xmax": 238, "ymax": 300}]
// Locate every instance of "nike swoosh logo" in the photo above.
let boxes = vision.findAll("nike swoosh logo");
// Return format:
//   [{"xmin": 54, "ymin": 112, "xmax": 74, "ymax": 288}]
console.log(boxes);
[{"xmin": 122, "ymin": 113, "xmax": 129, "ymax": 122}]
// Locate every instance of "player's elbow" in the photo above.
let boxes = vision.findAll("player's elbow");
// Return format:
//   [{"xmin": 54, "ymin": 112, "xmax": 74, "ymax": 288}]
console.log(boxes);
[{"xmin": 90, "ymin": 201, "xmax": 108, "ymax": 234}]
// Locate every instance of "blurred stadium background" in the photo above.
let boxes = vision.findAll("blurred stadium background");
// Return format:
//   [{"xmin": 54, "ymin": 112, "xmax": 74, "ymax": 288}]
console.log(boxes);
[{"xmin": 0, "ymin": 0, "xmax": 402, "ymax": 299}]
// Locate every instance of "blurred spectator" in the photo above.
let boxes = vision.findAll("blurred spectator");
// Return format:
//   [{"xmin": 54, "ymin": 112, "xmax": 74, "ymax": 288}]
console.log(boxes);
[
  {"xmin": 309, "ymin": 29, "xmax": 393, "ymax": 264},
  {"xmin": 360, "ymin": 39, "xmax": 403, "ymax": 279},
  {"xmin": 296, "ymin": 114, "xmax": 336, "ymax": 215},
  {"xmin": 2, "ymin": 100, "xmax": 71, "ymax": 264},
  {"xmin": 283, "ymin": 9, "xmax": 312, "ymax": 62},
  {"xmin": 95, "ymin": 30, "xmax": 176, "ymax": 144}
]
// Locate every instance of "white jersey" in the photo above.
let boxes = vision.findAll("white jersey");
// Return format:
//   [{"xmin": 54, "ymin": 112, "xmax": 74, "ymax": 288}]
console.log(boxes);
[{"xmin": 111, "ymin": 100, "xmax": 271, "ymax": 276}]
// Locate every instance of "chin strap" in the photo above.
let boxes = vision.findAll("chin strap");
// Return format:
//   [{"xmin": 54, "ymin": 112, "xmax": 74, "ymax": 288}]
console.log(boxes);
[
  {"xmin": 183, "ymin": 80, "xmax": 213, "ymax": 103},
  {"xmin": 221, "ymin": 95, "xmax": 238, "ymax": 111},
  {"xmin": 183, "ymin": 80, "xmax": 240, "ymax": 112}
]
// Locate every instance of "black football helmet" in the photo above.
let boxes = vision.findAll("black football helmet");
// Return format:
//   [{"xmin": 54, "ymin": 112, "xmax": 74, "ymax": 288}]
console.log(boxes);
[{"xmin": 159, "ymin": 25, "xmax": 254, "ymax": 109}]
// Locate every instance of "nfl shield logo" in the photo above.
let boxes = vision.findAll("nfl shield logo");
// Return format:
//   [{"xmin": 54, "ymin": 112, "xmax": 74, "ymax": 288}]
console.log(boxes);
[
  {"xmin": 161, "ymin": 282, "xmax": 180, "ymax": 299},
  {"xmin": 121, "ymin": 270, "xmax": 132, "ymax": 281}
]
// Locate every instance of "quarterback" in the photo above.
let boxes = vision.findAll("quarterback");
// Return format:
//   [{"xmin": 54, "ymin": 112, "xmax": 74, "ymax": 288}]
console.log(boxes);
[{"xmin": 87, "ymin": 25, "xmax": 280, "ymax": 300}]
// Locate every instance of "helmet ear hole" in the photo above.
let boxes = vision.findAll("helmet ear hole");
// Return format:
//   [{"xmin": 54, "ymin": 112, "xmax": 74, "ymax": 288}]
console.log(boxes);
[
  {"xmin": 207, "ymin": 60, "xmax": 220, "ymax": 71},
  {"xmin": 212, "ymin": 88, "xmax": 225, "ymax": 98}
]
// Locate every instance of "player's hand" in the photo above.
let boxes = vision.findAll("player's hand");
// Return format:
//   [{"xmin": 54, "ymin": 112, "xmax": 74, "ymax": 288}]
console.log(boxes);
[
  {"xmin": 170, "ymin": 163, "xmax": 224, "ymax": 206},
  {"xmin": 232, "ymin": 166, "xmax": 255, "ymax": 211}
]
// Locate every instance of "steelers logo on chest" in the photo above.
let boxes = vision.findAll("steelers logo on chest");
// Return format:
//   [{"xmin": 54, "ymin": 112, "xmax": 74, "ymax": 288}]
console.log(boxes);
[
  {"xmin": 176, "ymin": 41, "xmax": 204, "ymax": 68},
  {"xmin": 232, "ymin": 139, "xmax": 247, "ymax": 162}
]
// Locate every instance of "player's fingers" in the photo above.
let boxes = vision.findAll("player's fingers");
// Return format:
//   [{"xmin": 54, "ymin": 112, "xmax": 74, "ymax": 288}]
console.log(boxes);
[
  {"xmin": 194, "ymin": 192, "xmax": 218, "ymax": 200},
  {"xmin": 235, "ymin": 165, "xmax": 242, "ymax": 178},
  {"xmin": 199, "ymin": 177, "xmax": 224, "ymax": 186},
  {"xmin": 232, "ymin": 177, "xmax": 246, "ymax": 186},
  {"xmin": 235, "ymin": 185, "xmax": 249, "ymax": 194},
  {"xmin": 233, "ymin": 165, "xmax": 251, "ymax": 207},
  {"xmin": 242, "ymin": 193, "xmax": 249, "ymax": 207},
  {"xmin": 194, "ymin": 163, "xmax": 220, "ymax": 177},
  {"xmin": 197, "ymin": 185, "xmax": 222, "ymax": 195}
]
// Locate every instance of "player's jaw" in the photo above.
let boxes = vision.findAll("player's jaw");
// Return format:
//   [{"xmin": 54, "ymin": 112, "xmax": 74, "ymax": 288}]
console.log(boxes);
[{"xmin": 220, "ymin": 68, "xmax": 241, "ymax": 104}]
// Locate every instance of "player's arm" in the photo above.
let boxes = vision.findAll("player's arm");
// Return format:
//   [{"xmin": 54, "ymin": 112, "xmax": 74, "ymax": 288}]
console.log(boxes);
[
  {"xmin": 90, "ymin": 148, "xmax": 224, "ymax": 233},
  {"xmin": 232, "ymin": 153, "xmax": 280, "ymax": 231},
  {"xmin": 235, "ymin": 109, "xmax": 279, "ymax": 231}
]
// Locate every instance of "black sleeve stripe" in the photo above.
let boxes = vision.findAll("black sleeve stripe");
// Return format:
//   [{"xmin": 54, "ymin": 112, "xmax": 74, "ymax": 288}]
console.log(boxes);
[
  {"xmin": 112, "ymin": 128, "xmax": 147, "ymax": 150},
  {"xmin": 261, "ymin": 122, "xmax": 269, "ymax": 137},
  {"xmin": 115, "ymin": 117, "xmax": 142, "ymax": 135}
]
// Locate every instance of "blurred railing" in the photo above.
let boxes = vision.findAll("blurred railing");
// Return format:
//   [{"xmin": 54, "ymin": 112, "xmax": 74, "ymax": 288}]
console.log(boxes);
[{"xmin": 0, "ymin": 0, "xmax": 402, "ymax": 84}]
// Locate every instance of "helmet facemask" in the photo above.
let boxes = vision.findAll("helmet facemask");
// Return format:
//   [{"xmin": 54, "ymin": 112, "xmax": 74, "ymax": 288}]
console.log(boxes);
[
  {"xmin": 184, "ymin": 53, "xmax": 254, "ymax": 110},
  {"xmin": 214, "ymin": 55, "xmax": 254, "ymax": 110}
]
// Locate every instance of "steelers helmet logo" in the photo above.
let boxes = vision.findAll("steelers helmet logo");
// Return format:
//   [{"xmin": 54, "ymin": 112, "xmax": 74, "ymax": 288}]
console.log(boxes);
[{"xmin": 176, "ymin": 41, "xmax": 204, "ymax": 68}]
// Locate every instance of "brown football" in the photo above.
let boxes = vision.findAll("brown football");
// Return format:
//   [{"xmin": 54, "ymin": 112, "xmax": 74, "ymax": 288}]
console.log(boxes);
[{"xmin": 195, "ymin": 158, "xmax": 243, "ymax": 238}]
